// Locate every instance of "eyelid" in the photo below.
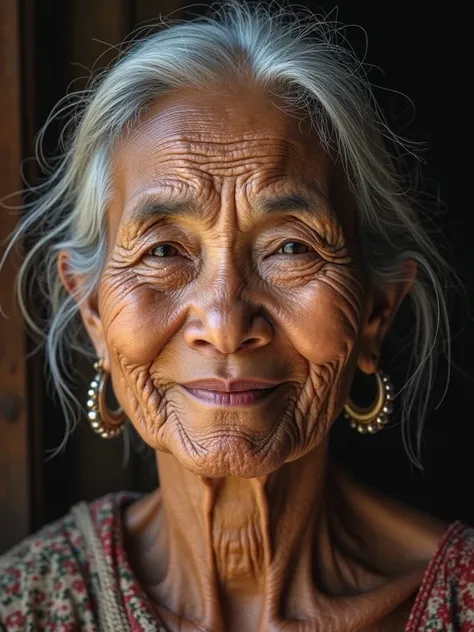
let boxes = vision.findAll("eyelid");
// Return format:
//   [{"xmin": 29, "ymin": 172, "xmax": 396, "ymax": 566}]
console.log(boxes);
[{"xmin": 268, "ymin": 235, "xmax": 313, "ymax": 249}]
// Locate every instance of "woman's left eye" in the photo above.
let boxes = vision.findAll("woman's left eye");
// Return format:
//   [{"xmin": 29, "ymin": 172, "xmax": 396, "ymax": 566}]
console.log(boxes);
[
  {"xmin": 149, "ymin": 244, "xmax": 180, "ymax": 257},
  {"xmin": 276, "ymin": 241, "xmax": 312, "ymax": 255}
]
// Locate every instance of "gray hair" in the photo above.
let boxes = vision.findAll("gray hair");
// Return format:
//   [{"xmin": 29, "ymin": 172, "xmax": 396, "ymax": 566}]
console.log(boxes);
[{"xmin": 1, "ymin": 1, "xmax": 454, "ymax": 465}]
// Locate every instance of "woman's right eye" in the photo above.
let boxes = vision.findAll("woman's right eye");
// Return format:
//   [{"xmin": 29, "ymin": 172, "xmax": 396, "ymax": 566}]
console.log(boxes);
[{"xmin": 149, "ymin": 244, "xmax": 179, "ymax": 257}]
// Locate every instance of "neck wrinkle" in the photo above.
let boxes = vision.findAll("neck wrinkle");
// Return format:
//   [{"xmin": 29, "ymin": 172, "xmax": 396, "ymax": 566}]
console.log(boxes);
[
  {"xmin": 155, "ymin": 460, "xmax": 217, "ymax": 624},
  {"xmin": 264, "ymin": 447, "xmax": 328, "ymax": 621},
  {"xmin": 154, "ymin": 443, "xmax": 329, "ymax": 628},
  {"xmin": 201, "ymin": 476, "xmax": 226, "ymax": 629}
]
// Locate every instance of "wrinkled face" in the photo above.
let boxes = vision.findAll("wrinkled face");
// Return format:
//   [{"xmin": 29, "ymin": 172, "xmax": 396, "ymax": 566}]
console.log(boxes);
[{"xmin": 75, "ymin": 86, "xmax": 387, "ymax": 478}]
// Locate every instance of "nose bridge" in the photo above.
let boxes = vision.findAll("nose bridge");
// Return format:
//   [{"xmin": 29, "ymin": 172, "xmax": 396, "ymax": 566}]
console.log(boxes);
[
  {"xmin": 211, "ymin": 248, "xmax": 245, "ymax": 302},
  {"xmin": 204, "ymin": 216, "xmax": 246, "ymax": 295}
]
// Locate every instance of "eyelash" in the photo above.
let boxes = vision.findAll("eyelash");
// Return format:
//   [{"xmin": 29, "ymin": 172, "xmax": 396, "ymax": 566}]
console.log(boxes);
[{"xmin": 148, "ymin": 240, "xmax": 313, "ymax": 259}]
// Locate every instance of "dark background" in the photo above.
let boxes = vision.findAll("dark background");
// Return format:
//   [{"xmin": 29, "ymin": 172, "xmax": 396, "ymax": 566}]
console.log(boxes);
[{"xmin": 0, "ymin": 0, "xmax": 471, "ymax": 553}]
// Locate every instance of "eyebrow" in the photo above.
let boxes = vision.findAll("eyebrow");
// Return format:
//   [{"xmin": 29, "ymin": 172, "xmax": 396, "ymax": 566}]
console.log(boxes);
[
  {"xmin": 257, "ymin": 192, "xmax": 324, "ymax": 216},
  {"xmin": 125, "ymin": 198, "xmax": 201, "ymax": 224},
  {"xmin": 124, "ymin": 186, "xmax": 329, "ymax": 225}
]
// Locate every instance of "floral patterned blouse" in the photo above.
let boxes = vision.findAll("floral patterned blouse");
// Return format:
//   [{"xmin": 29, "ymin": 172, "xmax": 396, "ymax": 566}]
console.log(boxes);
[{"xmin": 1, "ymin": 492, "xmax": 473, "ymax": 631}]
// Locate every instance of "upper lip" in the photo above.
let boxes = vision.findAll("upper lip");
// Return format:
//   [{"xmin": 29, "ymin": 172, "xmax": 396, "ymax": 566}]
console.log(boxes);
[{"xmin": 182, "ymin": 378, "xmax": 280, "ymax": 392}]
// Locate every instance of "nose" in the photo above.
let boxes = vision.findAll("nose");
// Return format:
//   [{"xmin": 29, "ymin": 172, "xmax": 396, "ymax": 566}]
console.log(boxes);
[{"xmin": 183, "ymin": 297, "xmax": 274, "ymax": 355}]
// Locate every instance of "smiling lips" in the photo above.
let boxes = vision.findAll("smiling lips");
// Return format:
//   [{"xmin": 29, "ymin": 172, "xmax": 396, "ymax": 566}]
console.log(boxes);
[{"xmin": 181, "ymin": 378, "xmax": 281, "ymax": 407}]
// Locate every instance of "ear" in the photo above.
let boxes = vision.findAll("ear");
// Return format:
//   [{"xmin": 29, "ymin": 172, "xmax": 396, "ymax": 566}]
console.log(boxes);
[
  {"xmin": 58, "ymin": 251, "xmax": 110, "ymax": 371},
  {"xmin": 358, "ymin": 259, "xmax": 417, "ymax": 375}
]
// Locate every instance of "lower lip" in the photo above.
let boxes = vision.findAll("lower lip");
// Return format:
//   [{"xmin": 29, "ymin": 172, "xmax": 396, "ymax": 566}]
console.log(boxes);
[{"xmin": 182, "ymin": 386, "xmax": 279, "ymax": 407}]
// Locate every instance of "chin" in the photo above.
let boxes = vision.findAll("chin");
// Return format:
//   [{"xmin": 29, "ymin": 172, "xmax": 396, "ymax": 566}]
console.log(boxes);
[{"xmin": 172, "ymin": 434, "xmax": 290, "ymax": 479}]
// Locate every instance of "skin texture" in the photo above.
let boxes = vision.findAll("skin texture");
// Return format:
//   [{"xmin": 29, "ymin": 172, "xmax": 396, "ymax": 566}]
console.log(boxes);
[{"xmin": 60, "ymin": 84, "xmax": 446, "ymax": 631}]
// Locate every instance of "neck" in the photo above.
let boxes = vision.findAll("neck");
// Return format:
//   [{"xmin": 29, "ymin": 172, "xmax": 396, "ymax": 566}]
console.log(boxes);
[
  {"xmin": 128, "ymin": 443, "xmax": 328, "ymax": 630},
  {"xmin": 125, "ymin": 445, "xmax": 438, "ymax": 631}
]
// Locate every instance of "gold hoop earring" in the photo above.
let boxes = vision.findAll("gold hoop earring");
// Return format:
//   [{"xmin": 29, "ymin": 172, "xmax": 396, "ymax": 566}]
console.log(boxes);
[
  {"xmin": 344, "ymin": 368, "xmax": 394, "ymax": 434},
  {"xmin": 86, "ymin": 359, "xmax": 126, "ymax": 439}
]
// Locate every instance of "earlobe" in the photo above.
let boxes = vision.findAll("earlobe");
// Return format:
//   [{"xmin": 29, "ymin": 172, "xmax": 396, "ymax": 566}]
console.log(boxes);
[
  {"xmin": 57, "ymin": 250, "xmax": 109, "ymax": 369},
  {"xmin": 358, "ymin": 259, "xmax": 417, "ymax": 375}
]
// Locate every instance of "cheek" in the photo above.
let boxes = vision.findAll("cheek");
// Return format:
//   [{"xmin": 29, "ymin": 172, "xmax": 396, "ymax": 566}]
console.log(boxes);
[
  {"xmin": 99, "ymin": 280, "xmax": 182, "ymax": 367},
  {"xmin": 287, "ymin": 273, "xmax": 363, "ymax": 365}
]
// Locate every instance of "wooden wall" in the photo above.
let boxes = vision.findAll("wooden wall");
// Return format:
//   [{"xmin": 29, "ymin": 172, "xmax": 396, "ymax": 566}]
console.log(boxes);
[{"xmin": 0, "ymin": 0, "xmax": 31, "ymax": 553}]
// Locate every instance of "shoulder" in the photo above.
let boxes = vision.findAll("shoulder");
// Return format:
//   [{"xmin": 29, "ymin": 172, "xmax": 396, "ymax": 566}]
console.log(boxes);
[
  {"xmin": 408, "ymin": 522, "xmax": 474, "ymax": 631},
  {"xmin": 433, "ymin": 522, "xmax": 474, "ymax": 590},
  {"xmin": 0, "ymin": 506, "xmax": 93, "ymax": 631},
  {"xmin": 436, "ymin": 523, "xmax": 474, "ymax": 606},
  {"xmin": 0, "ymin": 492, "xmax": 133, "ymax": 632}
]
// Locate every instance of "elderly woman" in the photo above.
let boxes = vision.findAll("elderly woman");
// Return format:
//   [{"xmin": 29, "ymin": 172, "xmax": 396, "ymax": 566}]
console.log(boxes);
[{"xmin": 0, "ymin": 3, "xmax": 472, "ymax": 631}]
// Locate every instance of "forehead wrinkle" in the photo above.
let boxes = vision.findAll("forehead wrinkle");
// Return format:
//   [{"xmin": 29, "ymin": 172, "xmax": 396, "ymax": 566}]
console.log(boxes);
[
  {"xmin": 110, "ymin": 90, "xmax": 344, "ymax": 235},
  {"xmin": 114, "ymin": 98, "xmax": 328, "ymax": 185},
  {"xmin": 116, "ymin": 100, "xmax": 316, "ymax": 176},
  {"xmin": 120, "ymin": 136, "xmax": 310, "ymax": 178}
]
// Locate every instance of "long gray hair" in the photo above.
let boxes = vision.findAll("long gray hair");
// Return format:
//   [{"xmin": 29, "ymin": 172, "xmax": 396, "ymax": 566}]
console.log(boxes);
[{"xmin": 0, "ymin": 1, "xmax": 453, "ymax": 464}]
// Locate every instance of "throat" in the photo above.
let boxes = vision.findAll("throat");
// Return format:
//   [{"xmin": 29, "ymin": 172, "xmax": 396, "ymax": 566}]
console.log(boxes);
[
  {"xmin": 207, "ymin": 476, "xmax": 270, "ymax": 594},
  {"xmin": 147, "ymin": 447, "xmax": 327, "ymax": 627}
]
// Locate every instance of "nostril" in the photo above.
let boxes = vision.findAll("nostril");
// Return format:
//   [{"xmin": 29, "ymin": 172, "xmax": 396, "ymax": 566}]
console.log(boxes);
[
  {"xmin": 194, "ymin": 339, "xmax": 210, "ymax": 348},
  {"xmin": 243, "ymin": 338, "xmax": 258, "ymax": 347}
]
